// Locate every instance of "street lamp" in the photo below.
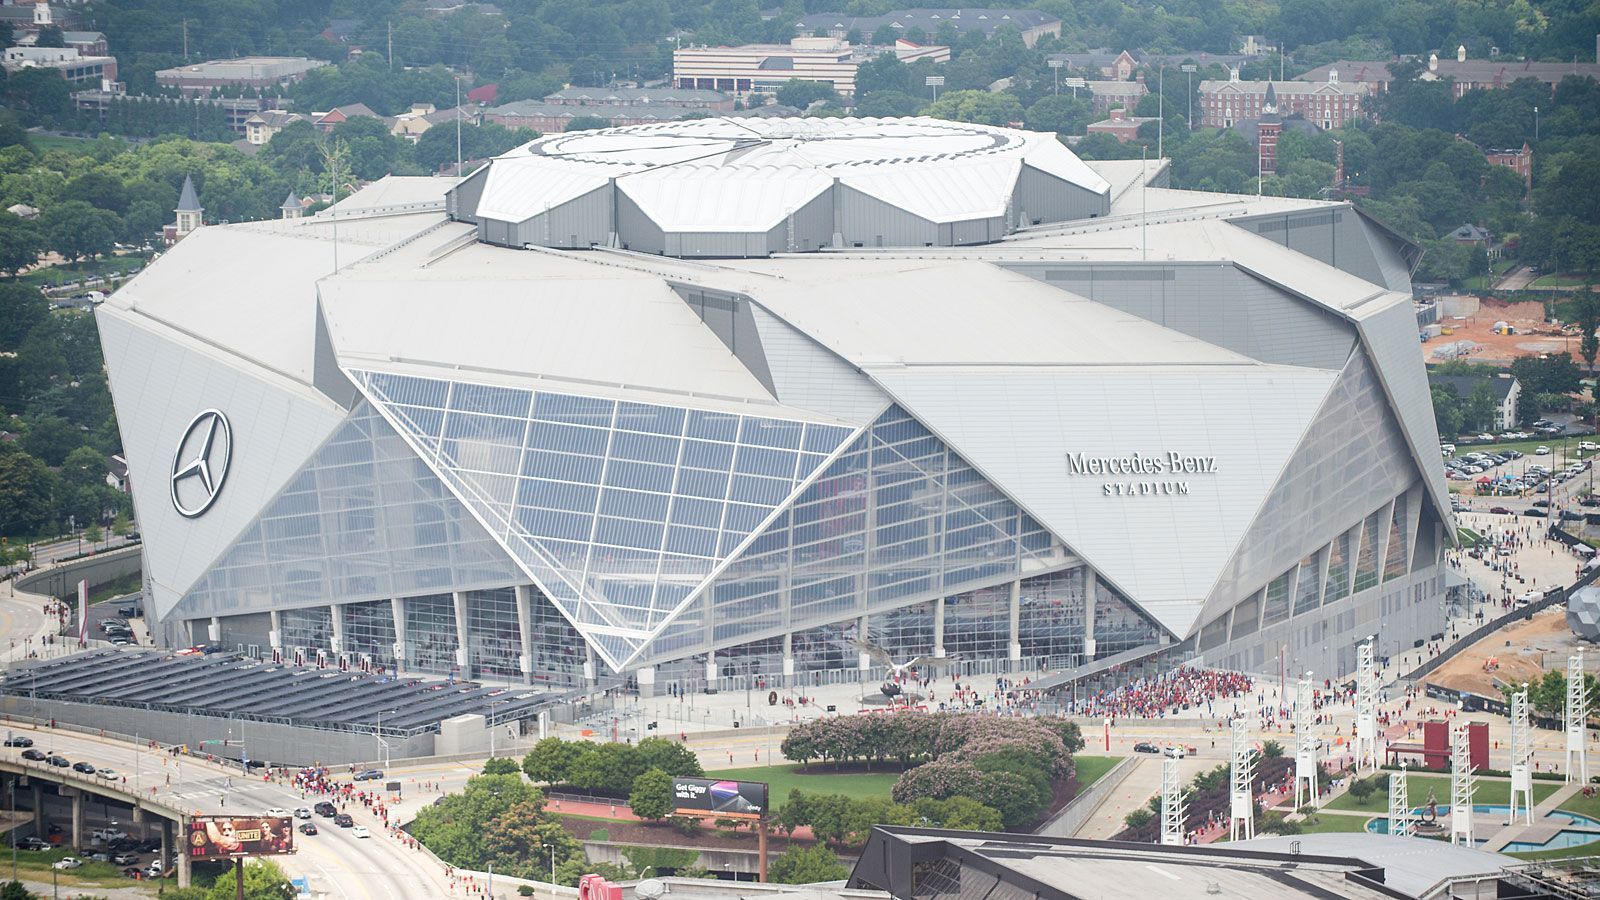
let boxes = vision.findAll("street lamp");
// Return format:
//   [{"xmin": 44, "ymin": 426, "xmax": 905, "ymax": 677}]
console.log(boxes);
[
  {"xmin": 1181, "ymin": 64, "xmax": 1196, "ymax": 129},
  {"xmin": 1048, "ymin": 58, "xmax": 1063, "ymax": 94}
]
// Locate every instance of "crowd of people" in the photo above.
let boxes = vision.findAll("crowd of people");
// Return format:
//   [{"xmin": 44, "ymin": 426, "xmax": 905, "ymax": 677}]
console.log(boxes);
[{"xmin": 1065, "ymin": 666, "xmax": 1254, "ymax": 721}]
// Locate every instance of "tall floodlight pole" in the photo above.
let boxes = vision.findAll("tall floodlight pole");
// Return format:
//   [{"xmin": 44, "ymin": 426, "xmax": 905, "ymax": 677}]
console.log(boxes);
[
  {"xmin": 1450, "ymin": 720, "xmax": 1476, "ymax": 846},
  {"xmin": 1354, "ymin": 637, "xmax": 1378, "ymax": 773},
  {"xmin": 1228, "ymin": 717, "xmax": 1256, "ymax": 841},
  {"xmin": 1157, "ymin": 64, "xmax": 1164, "ymax": 161},
  {"xmin": 1292, "ymin": 673, "xmax": 1319, "ymax": 808},
  {"xmin": 1160, "ymin": 755, "xmax": 1185, "ymax": 845},
  {"xmin": 1508, "ymin": 685, "xmax": 1533, "ymax": 825},
  {"xmin": 1182, "ymin": 63, "xmax": 1196, "ymax": 129},
  {"xmin": 1388, "ymin": 762, "xmax": 1412, "ymax": 838},
  {"xmin": 1048, "ymin": 58, "xmax": 1062, "ymax": 94},
  {"xmin": 1568, "ymin": 649, "xmax": 1588, "ymax": 783}
]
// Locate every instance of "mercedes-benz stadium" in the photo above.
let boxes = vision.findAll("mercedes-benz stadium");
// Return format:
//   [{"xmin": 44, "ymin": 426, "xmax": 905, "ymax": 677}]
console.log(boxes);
[{"xmin": 97, "ymin": 116, "xmax": 1449, "ymax": 693}]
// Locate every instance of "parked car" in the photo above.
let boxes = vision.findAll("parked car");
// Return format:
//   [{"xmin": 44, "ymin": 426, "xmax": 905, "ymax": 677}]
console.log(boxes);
[
  {"xmin": 112, "ymin": 853, "xmax": 139, "ymax": 866},
  {"xmin": 1525, "ymin": 508, "xmax": 1548, "ymax": 518},
  {"xmin": 1562, "ymin": 510, "xmax": 1585, "ymax": 520},
  {"xmin": 92, "ymin": 828, "xmax": 128, "ymax": 842},
  {"xmin": 1133, "ymin": 741, "xmax": 1159, "ymax": 754},
  {"xmin": 17, "ymin": 838, "xmax": 48, "ymax": 851},
  {"xmin": 1162, "ymin": 745, "xmax": 1186, "ymax": 758},
  {"xmin": 1489, "ymin": 506, "xmax": 1513, "ymax": 515},
  {"xmin": 1534, "ymin": 500, "xmax": 1551, "ymax": 507},
  {"xmin": 52, "ymin": 858, "xmax": 83, "ymax": 870},
  {"xmin": 1536, "ymin": 446, "xmax": 1552, "ymax": 455},
  {"xmin": 294, "ymin": 807, "xmax": 312, "ymax": 819},
  {"xmin": 299, "ymin": 822, "xmax": 318, "ymax": 836}
]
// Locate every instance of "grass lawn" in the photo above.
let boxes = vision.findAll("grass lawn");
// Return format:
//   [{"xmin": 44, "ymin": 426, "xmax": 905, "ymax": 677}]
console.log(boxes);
[
  {"xmin": 19, "ymin": 255, "xmax": 146, "ymax": 290},
  {"xmin": 1554, "ymin": 787, "xmax": 1600, "ymax": 821},
  {"xmin": 705, "ymin": 763, "xmax": 899, "ymax": 810},
  {"xmin": 87, "ymin": 571, "xmax": 141, "ymax": 605},
  {"xmin": 8, "ymin": 846, "xmax": 139, "ymax": 889},
  {"xmin": 1460, "ymin": 275, "xmax": 1492, "ymax": 292},
  {"xmin": 1295, "ymin": 812, "xmax": 1375, "ymax": 834},
  {"xmin": 1326, "ymin": 774, "xmax": 1561, "ymax": 813},
  {"xmin": 1458, "ymin": 527, "xmax": 1484, "ymax": 546},
  {"xmin": 29, "ymin": 133, "xmax": 101, "ymax": 155},
  {"xmin": 1530, "ymin": 273, "xmax": 1591, "ymax": 289},
  {"xmin": 1073, "ymin": 755, "xmax": 1121, "ymax": 793}
]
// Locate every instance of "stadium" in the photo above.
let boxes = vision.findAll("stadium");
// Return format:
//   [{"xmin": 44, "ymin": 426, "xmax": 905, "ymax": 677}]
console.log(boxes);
[{"xmin": 97, "ymin": 116, "xmax": 1449, "ymax": 693}]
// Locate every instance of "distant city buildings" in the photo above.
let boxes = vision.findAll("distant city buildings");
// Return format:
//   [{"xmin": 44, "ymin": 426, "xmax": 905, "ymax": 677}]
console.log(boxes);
[
  {"xmin": 243, "ymin": 110, "xmax": 306, "ymax": 145},
  {"xmin": 1484, "ymin": 142, "xmax": 1533, "ymax": 191},
  {"xmin": 155, "ymin": 56, "xmax": 329, "ymax": 96},
  {"xmin": 542, "ymin": 86, "xmax": 735, "ymax": 111},
  {"xmin": 1, "ymin": 45, "xmax": 117, "ymax": 86},
  {"xmin": 673, "ymin": 36, "xmax": 948, "ymax": 98},
  {"xmin": 1085, "ymin": 108, "xmax": 1157, "ymax": 142},
  {"xmin": 1199, "ymin": 68, "xmax": 1369, "ymax": 129},
  {"xmin": 1294, "ymin": 61, "xmax": 1396, "ymax": 92},
  {"xmin": 1085, "ymin": 80, "xmax": 1147, "ymax": 114},
  {"xmin": 1421, "ymin": 42, "xmax": 1600, "ymax": 96},
  {"xmin": 486, "ymin": 100, "xmax": 707, "ymax": 132},
  {"xmin": 793, "ymin": 8, "xmax": 1060, "ymax": 47}
]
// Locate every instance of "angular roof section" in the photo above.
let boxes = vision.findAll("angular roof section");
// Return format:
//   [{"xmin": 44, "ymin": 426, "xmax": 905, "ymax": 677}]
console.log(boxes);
[{"xmin": 176, "ymin": 175, "xmax": 201, "ymax": 212}]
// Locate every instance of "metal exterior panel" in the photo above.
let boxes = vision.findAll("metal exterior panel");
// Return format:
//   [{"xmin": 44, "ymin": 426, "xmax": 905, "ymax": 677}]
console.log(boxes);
[
  {"xmin": 873, "ymin": 364, "xmax": 1336, "ymax": 637},
  {"xmin": 96, "ymin": 306, "xmax": 348, "ymax": 622},
  {"xmin": 1357, "ymin": 297, "xmax": 1453, "ymax": 531},
  {"xmin": 746, "ymin": 305, "xmax": 887, "ymax": 424},
  {"xmin": 447, "ymin": 164, "xmax": 490, "ymax": 223},
  {"xmin": 837, "ymin": 185, "xmax": 938, "ymax": 248},
  {"xmin": 516, "ymin": 186, "xmax": 611, "ymax": 249},
  {"xmin": 615, "ymin": 190, "xmax": 665, "ymax": 255},
  {"xmin": 1015, "ymin": 164, "xmax": 1110, "ymax": 224}
]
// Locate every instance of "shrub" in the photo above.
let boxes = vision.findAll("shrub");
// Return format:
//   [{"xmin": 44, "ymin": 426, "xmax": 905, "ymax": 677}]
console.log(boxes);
[
  {"xmin": 483, "ymin": 757, "xmax": 520, "ymax": 776},
  {"xmin": 1124, "ymin": 808, "xmax": 1153, "ymax": 829},
  {"xmin": 1348, "ymin": 778, "xmax": 1375, "ymax": 801}
]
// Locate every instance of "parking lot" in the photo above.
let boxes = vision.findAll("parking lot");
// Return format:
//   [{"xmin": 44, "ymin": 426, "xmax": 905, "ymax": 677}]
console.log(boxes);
[{"xmin": 1445, "ymin": 433, "xmax": 1600, "ymax": 521}]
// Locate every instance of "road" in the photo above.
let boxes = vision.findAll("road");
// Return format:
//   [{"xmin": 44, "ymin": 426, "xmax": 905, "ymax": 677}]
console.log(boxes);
[{"xmin": 0, "ymin": 723, "xmax": 451, "ymax": 899}]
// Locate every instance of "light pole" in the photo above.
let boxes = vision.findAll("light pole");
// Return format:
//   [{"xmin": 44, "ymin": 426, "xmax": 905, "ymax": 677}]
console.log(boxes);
[
  {"xmin": 1048, "ymin": 58, "xmax": 1063, "ymax": 94},
  {"xmin": 1182, "ymin": 64, "xmax": 1196, "ymax": 129},
  {"xmin": 1534, "ymin": 106, "xmax": 1539, "ymax": 141}
]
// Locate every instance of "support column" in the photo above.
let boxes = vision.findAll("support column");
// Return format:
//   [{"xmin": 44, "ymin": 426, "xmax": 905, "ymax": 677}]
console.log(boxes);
[
  {"xmin": 69, "ymin": 789, "xmax": 83, "ymax": 850},
  {"xmin": 515, "ymin": 585, "xmax": 536, "ymax": 685},
  {"xmin": 782, "ymin": 632, "xmax": 795, "ymax": 685},
  {"xmin": 636, "ymin": 666, "xmax": 656, "ymax": 699},
  {"xmin": 583, "ymin": 643, "xmax": 596, "ymax": 686},
  {"xmin": 390, "ymin": 598, "xmax": 407, "ymax": 673},
  {"xmin": 704, "ymin": 656, "xmax": 717, "ymax": 684},
  {"xmin": 452, "ymin": 591, "xmax": 471, "ymax": 678},
  {"xmin": 329, "ymin": 604, "xmax": 345, "ymax": 656},
  {"xmin": 207, "ymin": 616, "xmax": 221, "ymax": 643},
  {"xmin": 31, "ymin": 783, "xmax": 43, "ymax": 833},
  {"xmin": 932, "ymin": 597, "xmax": 946, "ymax": 658},
  {"xmin": 1007, "ymin": 580, "xmax": 1022, "ymax": 669},
  {"xmin": 1083, "ymin": 574, "xmax": 1098, "ymax": 661},
  {"xmin": 268, "ymin": 610, "xmax": 282, "ymax": 652},
  {"xmin": 857, "ymin": 616, "xmax": 872, "ymax": 672}
]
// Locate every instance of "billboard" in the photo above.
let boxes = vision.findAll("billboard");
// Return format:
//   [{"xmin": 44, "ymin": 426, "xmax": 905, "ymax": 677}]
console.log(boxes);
[
  {"xmin": 671, "ymin": 777, "xmax": 768, "ymax": 820},
  {"xmin": 187, "ymin": 816, "xmax": 295, "ymax": 859}
]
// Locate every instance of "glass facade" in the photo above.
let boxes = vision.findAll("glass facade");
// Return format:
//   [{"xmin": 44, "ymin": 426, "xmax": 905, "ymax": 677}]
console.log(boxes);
[
  {"xmin": 465, "ymin": 587, "xmax": 522, "ymax": 679},
  {"xmin": 280, "ymin": 606, "xmax": 333, "ymax": 653},
  {"xmin": 526, "ymin": 587, "xmax": 587, "ymax": 687},
  {"xmin": 1261, "ymin": 571, "xmax": 1293, "ymax": 627},
  {"xmin": 1292, "ymin": 553, "xmax": 1322, "ymax": 616},
  {"xmin": 1019, "ymin": 569, "xmax": 1087, "ymax": 665},
  {"xmin": 1353, "ymin": 510, "xmax": 1382, "ymax": 594},
  {"xmin": 1324, "ymin": 527, "xmax": 1353, "ymax": 603},
  {"xmin": 1095, "ymin": 578, "xmax": 1164, "ymax": 656},
  {"xmin": 403, "ymin": 593, "xmax": 458, "ymax": 676},
  {"xmin": 945, "ymin": 583, "xmax": 1011, "ymax": 662},
  {"xmin": 1382, "ymin": 496, "xmax": 1409, "ymax": 582},
  {"xmin": 1231, "ymin": 592, "xmax": 1260, "ymax": 639},
  {"xmin": 635, "ymin": 405, "xmax": 1066, "ymax": 668},
  {"xmin": 352, "ymin": 368, "xmax": 856, "ymax": 667},
  {"xmin": 178, "ymin": 402, "xmax": 524, "ymax": 619},
  {"xmin": 869, "ymin": 601, "xmax": 935, "ymax": 661},
  {"xmin": 343, "ymin": 599, "xmax": 397, "ymax": 668}
]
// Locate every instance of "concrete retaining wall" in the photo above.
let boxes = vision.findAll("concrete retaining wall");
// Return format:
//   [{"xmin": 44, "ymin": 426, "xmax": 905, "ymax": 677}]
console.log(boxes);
[
  {"xmin": 15, "ymin": 545, "xmax": 141, "ymax": 600},
  {"xmin": 1036, "ymin": 755, "xmax": 1137, "ymax": 837}
]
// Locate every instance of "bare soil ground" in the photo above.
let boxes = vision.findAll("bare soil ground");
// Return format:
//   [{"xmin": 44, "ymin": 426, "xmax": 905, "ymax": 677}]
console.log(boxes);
[
  {"xmin": 1426, "ymin": 608, "xmax": 1578, "ymax": 696},
  {"xmin": 1429, "ymin": 299, "xmax": 1570, "ymax": 366}
]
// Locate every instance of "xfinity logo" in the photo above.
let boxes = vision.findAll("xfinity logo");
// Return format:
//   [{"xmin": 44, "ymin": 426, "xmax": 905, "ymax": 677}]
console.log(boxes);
[
  {"xmin": 1065, "ymin": 451, "xmax": 1217, "ymax": 498},
  {"xmin": 170, "ymin": 409, "xmax": 232, "ymax": 518}
]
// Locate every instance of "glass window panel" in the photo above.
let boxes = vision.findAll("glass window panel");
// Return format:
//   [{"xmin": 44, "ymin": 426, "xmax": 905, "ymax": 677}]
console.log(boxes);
[
  {"xmin": 740, "ymin": 417, "xmax": 803, "ymax": 449},
  {"xmin": 1261, "ymin": 569, "xmax": 1294, "ymax": 626},
  {"xmin": 605, "ymin": 460, "xmax": 675, "ymax": 492},
  {"xmin": 1383, "ymin": 496, "xmax": 1409, "ymax": 582},
  {"xmin": 671, "ymin": 497, "xmax": 723, "ymax": 529},
  {"xmin": 1353, "ymin": 510, "xmax": 1382, "ymax": 593},
  {"xmin": 686, "ymin": 409, "xmax": 739, "ymax": 442},
  {"xmin": 615, "ymin": 402, "xmax": 685, "ymax": 435},
  {"xmin": 1325, "ymin": 527, "xmax": 1353, "ymax": 603},
  {"xmin": 534, "ymin": 392, "xmax": 615, "ymax": 426},
  {"xmin": 735, "ymin": 446, "xmax": 797, "ymax": 478},
  {"xmin": 677, "ymin": 469, "xmax": 729, "ymax": 500},
  {"xmin": 526, "ymin": 422, "xmax": 610, "ymax": 456},
  {"xmin": 453, "ymin": 384, "xmax": 532, "ymax": 418},
  {"xmin": 665, "ymin": 526, "xmax": 719, "ymax": 557},
  {"xmin": 595, "ymin": 516, "xmax": 664, "ymax": 550},
  {"xmin": 804, "ymin": 424, "xmax": 853, "ymax": 453},
  {"xmin": 516, "ymin": 479, "xmax": 598, "ymax": 514},
  {"xmin": 729, "ymin": 475, "xmax": 790, "ymax": 505},
  {"xmin": 613, "ymin": 431, "xmax": 680, "ymax": 465},
  {"xmin": 599, "ymin": 488, "xmax": 671, "ymax": 522},
  {"xmin": 1230, "ymin": 593, "xmax": 1261, "ymax": 639},
  {"xmin": 682, "ymin": 440, "xmax": 735, "ymax": 471},
  {"xmin": 1293, "ymin": 554, "xmax": 1322, "ymax": 615}
]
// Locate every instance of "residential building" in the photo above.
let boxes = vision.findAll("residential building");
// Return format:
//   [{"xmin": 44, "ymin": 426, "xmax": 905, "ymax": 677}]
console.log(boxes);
[
  {"xmin": 1085, "ymin": 108, "xmax": 1156, "ymax": 142},
  {"xmin": 2, "ymin": 46, "xmax": 117, "ymax": 85},
  {"xmin": 1085, "ymin": 80, "xmax": 1147, "ymax": 114},
  {"xmin": 794, "ymin": 8, "xmax": 1060, "ymax": 47},
  {"xmin": 156, "ymin": 56, "xmax": 329, "ymax": 96},
  {"xmin": 313, "ymin": 102, "xmax": 380, "ymax": 132},
  {"xmin": 1199, "ymin": 68, "xmax": 1369, "ymax": 129},
  {"xmin": 106, "ymin": 454, "xmax": 128, "ymax": 493},
  {"xmin": 281, "ymin": 191, "xmax": 308, "ymax": 220},
  {"xmin": 542, "ymin": 86, "xmax": 735, "ymax": 111},
  {"xmin": 61, "ymin": 31, "xmax": 107, "ymax": 56},
  {"xmin": 1049, "ymin": 49, "xmax": 1139, "ymax": 80},
  {"xmin": 1294, "ymin": 60, "xmax": 1396, "ymax": 92},
  {"xmin": 1421, "ymin": 43, "xmax": 1600, "ymax": 96},
  {"xmin": 1485, "ymin": 142, "xmax": 1533, "ymax": 191},
  {"xmin": 673, "ymin": 37, "xmax": 948, "ymax": 98},
  {"xmin": 1428, "ymin": 373, "xmax": 1520, "ymax": 431},
  {"xmin": 164, "ymin": 175, "xmax": 202, "ymax": 244},
  {"xmin": 101, "ymin": 116, "xmax": 1447, "ymax": 689},
  {"xmin": 243, "ymin": 110, "xmax": 307, "ymax": 146}
]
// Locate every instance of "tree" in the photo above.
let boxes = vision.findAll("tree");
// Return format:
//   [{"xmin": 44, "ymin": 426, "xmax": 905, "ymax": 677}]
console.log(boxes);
[
  {"xmin": 481, "ymin": 800, "xmax": 582, "ymax": 881},
  {"xmin": 330, "ymin": 116, "xmax": 406, "ymax": 182},
  {"xmin": 34, "ymin": 25, "xmax": 64, "ymax": 48},
  {"xmin": 0, "ymin": 880, "xmax": 31, "ymax": 900},
  {"xmin": 768, "ymin": 844, "xmax": 848, "ymax": 884},
  {"xmin": 1348, "ymin": 778, "xmax": 1375, "ymax": 801},
  {"xmin": 0, "ymin": 446, "xmax": 56, "ymax": 538},
  {"xmin": 203, "ymin": 858, "xmax": 297, "ymax": 899},
  {"xmin": 855, "ymin": 90, "xmax": 923, "ymax": 118},
  {"xmin": 563, "ymin": 116, "xmax": 611, "ymax": 132},
  {"xmin": 39, "ymin": 200, "xmax": 120, "ymax": 262},
  {"xmin": 1577, "ymin": 290, "xmax": 1600, "ymax": 374},
  {"xmin": 1124, "ymin": 807, "xmax": 1153, "ymax": 829},
  {"xmin": 628, "ymin": 767, "xmax": 674, "ymax": 821},
  {"xmin": 522, "ymin": 737, "xmax": 588, "ymax": 784},
  {"xmin": 0, "ymin": 212, "xmax": 42, "ymax": 276},
  {"xmin": 1464, "ymin": 380, "xmax": 1499, "ymax": 433},
  {"xmin": 776, "ymin": 79, "xmax": 841, "ymax": 110},
  {"xmin": 1024, "ymin": 94, "xmax": 1092, "ymax": 136},
  {"xmin": 1432, "ymin": 384, "xmax": 1465, "ymax": 440},
  {"xmin": 634, "ymin": 737, "xmax": 703, "ymax": 777},
  {"xmin": 111, "ymin": 510, "xmax": 130, "ymax": 537},
  {"xmin": 922, "ymin": 90, "xmax": 1024, "ymax": 127},
  {"xmin": 483, "ymin": 756, "xmax": 521, "ymax": 775},
  {"xmin": 0, "ymin": 283, "xmax": 47, "ymax": 349}
]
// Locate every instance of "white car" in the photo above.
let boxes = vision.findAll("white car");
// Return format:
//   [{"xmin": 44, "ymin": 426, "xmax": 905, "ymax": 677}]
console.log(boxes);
[
  {"xmin": 52, "ymin": 857, "xmax": 83, "ymax": 870},
  {"xmin": 351, "ymin": 825, "xmax": 371, "ymax": 838},
  {"xmin": 1581, "ymin": 442, "xmax": 1599, "ymax": 452},
  {"xmin": 267, "ymin": 807, "xmax": 289, "ymax": 817},
  {"xmin": 294, "ymin": 807, "xmax": 312, "ymax": 819},
  {"xmin": 1536, "ymin": 446, "xmax": 1552, "ymax": 455},
  {"xmin": 96, "ymin": 767, "xmax": 119, "ymax": 780},
  {"xmin": 91, "ymin": 828, "xmax": 127, "ymax": 842}
]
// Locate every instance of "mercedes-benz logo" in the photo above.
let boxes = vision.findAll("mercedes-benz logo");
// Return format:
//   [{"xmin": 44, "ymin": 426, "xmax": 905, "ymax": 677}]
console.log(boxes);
[{"xmin": 170, "ymin": 409, "xmax": 232, "ymax": 518}]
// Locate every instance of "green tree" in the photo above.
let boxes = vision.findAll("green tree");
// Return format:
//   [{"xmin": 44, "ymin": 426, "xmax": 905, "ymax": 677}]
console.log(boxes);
[
  {"xmin": 1432, "ymin": 384, "xmax": 1465, "ymax": 440},
  {"xmin": 20, "ymin": 415, "xmax": 82, "ymax": 467},
  {"xmin": 634, "ymin": 737, "xmax": 702, "ymax": 777},
  {"xmin": 0, "ymin": 879, "xmax": 31, "ymax": 900},
  {"xmin": 204, "ymin": 858, "xmax": 296, "ymax": 899},
  {"xmin": 39, "ymin": 200, "xmax": 120, "ymax": 262},
  {"xmin": 111, "ymin": 509, "xmax": 130, "ymax": 537},
  {"xmin": 776, "ymin": 79, "xmax": 841, "ymax": 110},
  {"xmin": 0, "ymin": 212, "xmax": 43, "ymax": 276},
  {"xmin": 1124, "ymin": 807, "xmax": 1153, "ymax": 829},
  {"xmin": 1024, "ymin": 94, "xmax": 1092, "ymax": 135},
  {"xmin": 768, "ymin": 844, "xmax": 849, "ymax": 884},
  {"xmin": 331, "ymin": 116, "xmax": 408, "ymax": 182},
  {"xmin": 1577, "ymin": 289, "xmax": 1600, "ymax": 374},
  {"xmin": 0, "ymin": 283, "xmax": 48, "ymax": 349},
  {"xmin": 483, "ymin": 756, "xmax": 521, "ymax": 775},
  {"xmin": 922, "ymin": 90, "xmax": 1024, "ymax": 127},
  {"xmin": 34, "ymin": 25, "xmax": 64, "ymax": 48},
  {"xmin": 0, "ymin": 446, "xmax": 55, "ymax": 538},
  {"xmin": 628, "ymin": 767, "xmax": 674, "ymax": 821},
  {"xmin": 522, "ymin": 737, "xmax": 589, "ymax": 784},
  {"xmin": 481, "ymin": 799, "xmax": 582, "ymax": 881},
  {"xmin": 1463, "ymin": 380, "xmax": 1498, "ymax": 433},
  {"xmin": 855, "ymin": 90, "xmax": 923, "ymax": 117}
]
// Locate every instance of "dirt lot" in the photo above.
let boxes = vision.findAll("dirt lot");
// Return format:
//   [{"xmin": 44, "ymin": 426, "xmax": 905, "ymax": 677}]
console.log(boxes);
[
  {"xmin": 1428, "ymin": 299, "xmax": 1573, "ymax": 366},
  {"xmin": 1426, "ymin": 608, "xmax": 1579, "ymax": 696}
]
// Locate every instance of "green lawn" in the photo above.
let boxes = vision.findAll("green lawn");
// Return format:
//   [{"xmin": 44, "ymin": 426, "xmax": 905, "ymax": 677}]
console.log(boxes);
[
  {"xmin": 29, "ymin": 133, "xmax": 101, "ymax": 155},
  {"xmin": 1458, "ymin": 527, "xmax": 1484, "ymax": 547},
  {"xmin": 1295, "ymin": 812, "xmax": 1375, "ymax": 834},
  {"xmin": 1073, "ymin": 755, "xmax": 1121, "ymax": 793},
  {"xmin": 1326, "ymin": 774, "xmax": 1561, "ymax": 813},
  {"xmin": 1530, "ymin": 274, "xmax": 1591, "ymax": 289},
  {"xmin": 705, "ymin": 763, "xmax": 900, "ymax": 811},
  {"xmin": 1554, "ymin": 787, "xmax": 1600, "ymax": 821},
  {"xmin": 6, "ymin": 846, "xmax": 140, "ymax": 889}
]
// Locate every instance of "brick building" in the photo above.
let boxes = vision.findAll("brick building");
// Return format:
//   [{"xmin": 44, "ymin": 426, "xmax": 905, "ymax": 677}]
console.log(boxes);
[{"xmin": 1199, "ymin": 68, "xmax": 1369, "ymax": 129}]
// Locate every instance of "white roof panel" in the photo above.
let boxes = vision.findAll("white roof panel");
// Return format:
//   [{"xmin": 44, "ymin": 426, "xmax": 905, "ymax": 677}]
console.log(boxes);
[{"xmin": 620, "ymin": 165, "xmax": 831, "ymax": 232}]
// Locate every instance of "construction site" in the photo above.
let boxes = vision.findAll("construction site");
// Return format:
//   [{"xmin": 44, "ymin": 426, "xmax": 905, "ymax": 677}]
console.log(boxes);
[{"xmin": 1423, "ymin": 297, "xmax": 1581, "ymax": 366}]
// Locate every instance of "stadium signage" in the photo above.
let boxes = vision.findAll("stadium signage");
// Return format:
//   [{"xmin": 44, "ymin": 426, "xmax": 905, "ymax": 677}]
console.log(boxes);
[
  {"xmin": 1065, "ymin": 451, "xmax": 1218, "ymax": 497},
  {"xmin": 170, "ymin": 409, "xmax": 232, "ymax": 518},
  {"xmin": 671, "ymin": 777, "xmax": 768, "ymax": 820}
]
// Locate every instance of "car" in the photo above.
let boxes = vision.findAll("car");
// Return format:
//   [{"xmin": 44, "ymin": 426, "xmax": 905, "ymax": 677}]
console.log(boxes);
[
  {"xmin": 334, "ymin": 814, "xmax": 354, "ymax": 828},
  {"xmin": 1441, "ymin": 443, "xmax": 1456, "ymax": 455},
  {"xmin": 266, "ymin": 807, "xmax": 288, "ymax": 818},
  {"xmin": 87, "ymin": 851, "xmax": 111, "ymax": 863},
  {"xmin": 1583, "ymin": 442, "xmax": 1600, "ymax": 452},
  {"xmin": 314, "ymin": 802, "xmax": 338, "ymax": 817},
  {"xmin": 1583, "ymin": 496, "xmax": 1600, "ymax": 508},
  {"xmin": 145, "ymin": 861, "xmax": 164, "ymax": 876},
  {"xmin": 47, "ymin": 755, "xmax": 70, "ymax": 767},
  {"xmin": 20, "ymin": 748, "xmax": 45, "ymax": 761},
  {"xmin": 109, "ymin": 638, "xmax": 132, "ymax": 646},
  {"xmin": 17, "ymin": 838, "xmax": 48, "ymax": 851},
  {"xmin": 71, "ymin": 762, "xmax": 96, "ymax": 775},
  {"xmin": 1534, "ymin": 500, "xmax": 1551, "ymax": 507},
  {"xmin": 1447, "ymin": 471, "xmax": 1470, "ymax": 481},
  {"xmin": 52, "ymin": 858, "xmax": 83, "ymax": 871},
  {"xmin": 1489, "ymin": 506, "xmax": 1513, "ymax": 515},
  {"xmin": 351, "ymin": 825, "xmax": 371, "ymax": 839},
  {"xmin": 116, "ymin": 606, "xmax": 141, "ymax": 618},
  {"xmin": 1563, "ymin": 510, "xmax": 1586, "ymax": 521},
  {"xmin": 352, "ymin": 769, "xmax": 384, "ymax": 782},
  {"xmin": 1525, "ymin": 508, "xmax": 1548, "ymax": 517},
  {"xmin": 294, "ymin": 808, "xmax": 312, "ymax": 819},
  {"xmin": 3, "ymin": 736, "xmax": 33, "ymax": 748},
  {"xmin": 1537, "ymin": 446, "xmax": 1552, "ymax": 455},
  {"xmin": 112, "ymin": 853, "xmax": 139, "ymax": 865},
  {"xmin": 1133, "ymin": 741, "xmax": 1160, "ymax": 754},
  {"xmin": 1162, "ymin": 745, "xmax": 1186, "ymax": 758},
  {"xmin": 299, "ymin": 822, "xmax": 318, "ymax": 836},
  {"xmin": 92, "ymin": 828, "xmax": 128, "ymax": 842},
  {"xmin": 1477, "ymin": 433, "xmax": 1495, "ymax": 441}
]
